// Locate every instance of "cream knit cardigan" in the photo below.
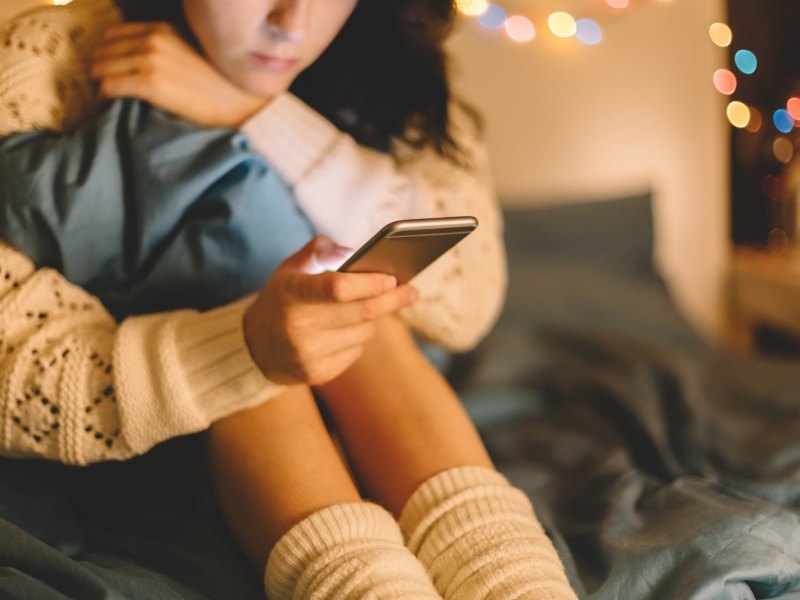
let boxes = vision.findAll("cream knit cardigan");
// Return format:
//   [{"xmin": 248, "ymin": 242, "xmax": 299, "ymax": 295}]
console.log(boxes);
[{"xmin": 0, "ymin": 0, "xmax": 507, "ymax": 465}]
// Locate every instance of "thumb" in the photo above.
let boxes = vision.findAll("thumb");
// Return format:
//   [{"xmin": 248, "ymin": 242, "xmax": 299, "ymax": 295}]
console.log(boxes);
[{"xmin": 281, "ymin": 235, "xmax": 353, "ymax": 274}]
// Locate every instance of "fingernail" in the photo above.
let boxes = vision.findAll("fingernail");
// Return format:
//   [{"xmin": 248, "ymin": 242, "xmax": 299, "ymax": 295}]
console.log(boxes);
[
  {"xmin": 384, "ymin": 275, "xmax": 397, "ymax": 291},
  {"xmin": 315, "ymin": 236, "xmax": 333, "ymax": 250}
]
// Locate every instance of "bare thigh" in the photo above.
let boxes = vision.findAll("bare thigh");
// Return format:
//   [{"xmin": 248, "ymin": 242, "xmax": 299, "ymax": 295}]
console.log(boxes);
[
  {"xmin": 315, "ymin": 315, "xmax": 494, "ymax": 516},
  {"xmin": 204, "ymin": 384, "xmax": 361, "ymax": 572}
]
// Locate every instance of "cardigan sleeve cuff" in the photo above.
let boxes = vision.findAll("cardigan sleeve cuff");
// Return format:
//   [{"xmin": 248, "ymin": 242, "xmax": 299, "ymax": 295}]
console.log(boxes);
[
  {"xmin": 172, "ymin": 295, "xmax": 284, "ymax": 424},
  {"xmin": 115, "ymin": 296, "xmax": 283, "ymax": 454},
  {"xmin": 240, "ymin": 93, "xmax": 342, "ymax": 185}
]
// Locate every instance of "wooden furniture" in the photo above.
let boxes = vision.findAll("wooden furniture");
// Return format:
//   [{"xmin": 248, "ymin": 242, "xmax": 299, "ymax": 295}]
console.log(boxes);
[{"xmin": 731, "ymin": 248, "xmax": 800, "ymax": 348}]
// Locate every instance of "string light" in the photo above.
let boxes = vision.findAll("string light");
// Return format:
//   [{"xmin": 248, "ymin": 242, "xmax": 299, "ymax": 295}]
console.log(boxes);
[
  {"xmin": 457, "ymin": 0, "xmax": 489, "ymax": 17},
  {"xmin": 708, "ymin": 23, "xmax": 797, "ymax": 137},
  {"xmin": 709, "ymin": 23, "xmax": 732, "ymax": 48},
  {"xmin": 456, "ymin": 0, "xmax": 674, "ymax": 47},
  {"xmin": 478, "ymin": 4, "xmax": 507, "ymax": 30},
  {"xmin": 713, "ymin": 69, "xmax": 737, "ymax": 95},
  {"xmin": 746, "ymin": 107, "xmax": 763, "ymax": 133},
  {"xmin": 734, "ymin": 49, "xmax": 757, "ymax": 75},
  {"xmin": 576, "ymin": 19, "xmax": 603, "ymax": 45},
  {"xmin": 727, "ymin": 101, "xmax": 750, "ymax": 129},
  {"xmin": 774, "ymin": 109, "xmax": 794, "ymax": 134},
  {"xmin": 773, "ymin": 137, "xmax": 794, "ymax": 164},
  {"xmin": 505, "ymin": 15, "xmax": 536, "ymax": 43},
  {"xmin": 787, "ymin": 98, "xmax": 800, "ymax": 121},
  {"xmin": 548, "ymin": 12, "xmax": 576, "ymax": 39}
]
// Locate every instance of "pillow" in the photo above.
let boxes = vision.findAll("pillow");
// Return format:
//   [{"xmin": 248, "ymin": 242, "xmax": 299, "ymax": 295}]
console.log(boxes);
[{"xmin": 502, "ymin": 194, "xmax": 655, "ymax": 277}]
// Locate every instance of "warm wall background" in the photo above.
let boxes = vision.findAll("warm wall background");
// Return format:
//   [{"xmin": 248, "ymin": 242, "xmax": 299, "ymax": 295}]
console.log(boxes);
[{"xmin": 447, "ymin": 0, "xmax": 730, "ymax": 340}]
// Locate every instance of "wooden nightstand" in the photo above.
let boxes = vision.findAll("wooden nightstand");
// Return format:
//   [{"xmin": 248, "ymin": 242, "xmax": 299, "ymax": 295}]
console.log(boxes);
[{"xmin": 731, "ymin": 248, "xmax": 800, "ymax": 351}]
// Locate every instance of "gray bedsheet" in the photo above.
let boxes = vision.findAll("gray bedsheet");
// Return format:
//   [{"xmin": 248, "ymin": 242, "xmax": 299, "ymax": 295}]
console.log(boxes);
[
  {"xmin": 455, "ymin": 196, "xmax": 800, "ymax": 599},
  {"xmin": 2, "ymin": 195, "xmax": 800, "ymax": 599}
]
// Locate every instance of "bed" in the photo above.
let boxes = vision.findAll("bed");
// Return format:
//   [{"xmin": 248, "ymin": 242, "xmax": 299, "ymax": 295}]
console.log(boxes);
[{"xmin": 2, "ymin": 194, "xmax": 800, "ymax": 599}]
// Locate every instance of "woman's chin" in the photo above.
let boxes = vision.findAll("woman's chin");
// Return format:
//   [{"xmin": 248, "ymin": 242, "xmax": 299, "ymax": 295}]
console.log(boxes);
[{"xmin": 236, "ymin": 75, "xmax": 293, "ymax": 100}]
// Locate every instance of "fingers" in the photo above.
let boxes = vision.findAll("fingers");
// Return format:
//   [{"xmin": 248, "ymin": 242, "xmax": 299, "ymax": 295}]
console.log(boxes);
[
  {"xmin": 319, "ymin": 285, "xmax": 419, "ymax": 329},
  {"xmin": 91, "ymin": 52, "xmax": 147, "ymax": 81},
  {"xmin": 91, "ymin": 22, "xmax": 182, "ymax": 98},
  {"xmin": 300, "ymin": 321, "xmax": 376, "ymax": 365},
  {"xmin": 245, "ymin": 235, "xmax": 423, "ymax": 386},
  {"xmin": 290, "ymin": 271, "xmax": 398, "ymax": 304},
  {"xmin": 99, "ymin": 22, "xmax": 175, "ymax": 42},
  {"xmin": 263, "ymin": 323, "xmax": 374, "ymax": 385},
  {"xmin": 94, "ymin": 23, "xmax": 178, "ymax": 64}
]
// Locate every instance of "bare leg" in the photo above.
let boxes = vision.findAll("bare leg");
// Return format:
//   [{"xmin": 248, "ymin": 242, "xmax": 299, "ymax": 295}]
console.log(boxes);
[
  {"xmin": 204, "ymin": 383, "xmax": 443, "ymax": 599},
  {"xmin": 314, "ymin": 315, "xmax": 494, "ymax": 516},
  {"xmin": 204, "ymin": 384, "xmax": 360, "ymax": 572},
  {"xmin": 315, "ymin": 317, "xmax": 578, "ymax": 599}
]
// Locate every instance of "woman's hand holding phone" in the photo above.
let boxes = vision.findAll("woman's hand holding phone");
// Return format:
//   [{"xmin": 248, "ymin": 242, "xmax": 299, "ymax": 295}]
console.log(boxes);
[{"xmin": 243, "ymin": 236, "xmax": 419, "ymax": 386}]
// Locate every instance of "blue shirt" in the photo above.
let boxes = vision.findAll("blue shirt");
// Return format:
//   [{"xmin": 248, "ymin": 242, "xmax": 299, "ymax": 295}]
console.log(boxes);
[{"xmin": 0, "ymin": 98, "xmax": 316, "ymax": 319}]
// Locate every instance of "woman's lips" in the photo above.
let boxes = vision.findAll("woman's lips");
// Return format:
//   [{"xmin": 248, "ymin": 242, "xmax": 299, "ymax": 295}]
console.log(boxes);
[{"xmin": 251, "ymin": 53, "xmax": 299, "ymax": 74}]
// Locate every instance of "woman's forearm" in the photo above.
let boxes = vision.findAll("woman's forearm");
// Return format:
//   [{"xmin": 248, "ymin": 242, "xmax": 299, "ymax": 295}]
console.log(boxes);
[{"xmin": 0, "ymin": 243, "xmax": 282, "ymax": 465}]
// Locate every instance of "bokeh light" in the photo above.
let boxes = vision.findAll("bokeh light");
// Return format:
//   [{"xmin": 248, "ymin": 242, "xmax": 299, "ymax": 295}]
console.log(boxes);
[
  {"xmin": 605, "ymin": 0, "xmax": 629, "ymax": 8},
  {"xmin": 774, "ymin": 109, "xmax": 795, "ymax": 133},
  {"xmin": 708, "ymin": 23, "xmax": 732, "ymax": 47},
  {"xmin": 773, "ymin": 137, "xmax": 794, "ymax": 164},
  {"xmin": 457, "ymin": 0, "xmax": 488, "ymax": 16},
  {"xmin": 478, "ymin": 4, "xmax": 506, "ymax": 29},
  {"xmin": 575, "ymin": 19, "xmax": 602, "ymax": 45},
  {"xmin": 548, "ymin": 12, "xmax": 576, "ymax": 38},
  {"xmin": 745, "ymin": 107, "xmax": 763, "ymax": 133},
  {"xmin": 787, "ymin": 97, "xmax": 800, "ymax": 121},
  {"xmin": 726, "ymin": 101, "xmax": 750, "ymax": 128},
  {"xmin": 713, "ymin": 69, "xmax": 737, "ymax": 95},
  {"xmin": 734, "ymin": 49, "xmax": 757, "ymax": 75},
  {"xmin": 768, "ymin": 228, "xmax": 790, "ymax": 255},
  {"xmin": 504, "ymin": 15, "xmax": 535, "ymax": 43}
]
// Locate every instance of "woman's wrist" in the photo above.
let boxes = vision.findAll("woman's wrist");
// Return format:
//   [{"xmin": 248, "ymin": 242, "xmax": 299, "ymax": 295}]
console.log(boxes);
[{"xmin": 223, "ymin": 92, "xmax": 272, "ymax": 128}]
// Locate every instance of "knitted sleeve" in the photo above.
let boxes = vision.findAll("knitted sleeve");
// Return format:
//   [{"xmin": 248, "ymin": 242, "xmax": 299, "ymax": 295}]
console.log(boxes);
[
  {"xmin": 0, "ymin": 0, "xmax": 121, "ymax": 136},
  {"xmin": 0, "ymin": 242, "xmax": 282, "ymax": 465},
  {"xmin": 241, "ymin": 95, "xmax": 507, "ymax": 352}
]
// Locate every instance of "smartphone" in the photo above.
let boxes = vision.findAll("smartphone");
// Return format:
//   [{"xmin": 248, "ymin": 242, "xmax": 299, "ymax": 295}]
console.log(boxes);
[{"xmin": 336, "ymin": 216, "xmax": 478, "ymax": 284}]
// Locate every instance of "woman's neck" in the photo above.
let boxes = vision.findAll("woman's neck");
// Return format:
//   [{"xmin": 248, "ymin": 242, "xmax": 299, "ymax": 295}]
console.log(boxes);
[{"xmin": 0, "ymin": 0, "xmax": 54, "ymax": 26}]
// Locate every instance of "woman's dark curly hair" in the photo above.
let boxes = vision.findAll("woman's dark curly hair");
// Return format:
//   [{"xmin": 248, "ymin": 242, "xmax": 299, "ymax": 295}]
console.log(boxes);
[{"xmin": 115, "ymin": 0, "xmax": 475, "ymax": 160}]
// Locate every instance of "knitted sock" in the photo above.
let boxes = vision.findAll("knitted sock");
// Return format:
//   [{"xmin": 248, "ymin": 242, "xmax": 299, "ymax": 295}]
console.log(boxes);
[
  {"xmin": 398, "ymin": 466, "xmax": 577, "ymax": 600},
  {"xmin": 264, "ymin": 501, "xmax": 441, "ymax": 599}
]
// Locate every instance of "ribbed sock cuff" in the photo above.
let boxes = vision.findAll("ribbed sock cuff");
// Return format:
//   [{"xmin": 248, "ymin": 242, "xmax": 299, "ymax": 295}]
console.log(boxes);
[
  {"xmin": 265, "ymin": 502, "xmax": 440, "ymax": 600},
  {"xmin": 398, "ymin": 466, "xmax": 577, "ymax": 600},
  {"xmin": 398, "ymin": 465, "xmax": 512, "ymax": 548}
]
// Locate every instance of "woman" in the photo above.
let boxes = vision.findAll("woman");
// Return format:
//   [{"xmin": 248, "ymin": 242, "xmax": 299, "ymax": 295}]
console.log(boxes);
[{"xmin": 0, "ymin": 0, "xmax": 576, "ymax": 597}]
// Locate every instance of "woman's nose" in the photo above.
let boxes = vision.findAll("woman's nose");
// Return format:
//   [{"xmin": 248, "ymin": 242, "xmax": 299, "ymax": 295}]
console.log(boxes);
[{"xmin": 266, "ymin": 0, "xmax": 310, "ymax": 43}]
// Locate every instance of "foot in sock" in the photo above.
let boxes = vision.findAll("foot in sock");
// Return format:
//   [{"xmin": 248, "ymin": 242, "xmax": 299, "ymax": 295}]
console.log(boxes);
[
  {"xmin": 398, "ymin": 465, "xmax": 578, "ymax": 600},
  {"xmin": 264, "ymin": 501, "xmax": 441, "ymax": 599}
]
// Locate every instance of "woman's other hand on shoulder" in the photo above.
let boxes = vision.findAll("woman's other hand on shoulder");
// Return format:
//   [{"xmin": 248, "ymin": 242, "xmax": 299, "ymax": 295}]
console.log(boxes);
[
  {"xmin": 243, "ymin": 236, "xmax": 420, "ymax": 387},
  {"xmin": 90, "ymin": 22, "xmax": 268, "ymax": 128}
]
